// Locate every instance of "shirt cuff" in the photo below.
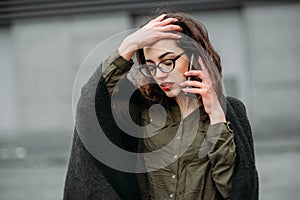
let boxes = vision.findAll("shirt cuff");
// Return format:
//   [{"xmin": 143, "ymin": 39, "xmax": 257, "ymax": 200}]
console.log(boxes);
[
  {"xmin": 198, "ymin": 122, "xmax": 234, "ymax": 159},
  {"xmin": 110, "ymin": 49, "xmax": 134, "ymax": 72},
  {"xmin": 206, "ymin": 121, "xmax": 233, "ymax": 140}
]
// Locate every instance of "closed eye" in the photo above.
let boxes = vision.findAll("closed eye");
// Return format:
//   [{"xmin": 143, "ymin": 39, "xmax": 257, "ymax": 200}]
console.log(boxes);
[{"xmin": 161, "ymin": 59, "xmax": 173, "ymax": 66}]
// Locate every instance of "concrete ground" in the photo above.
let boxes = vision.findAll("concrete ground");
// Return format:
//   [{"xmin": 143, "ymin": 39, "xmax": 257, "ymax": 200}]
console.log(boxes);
[{"xmin": 0, "ymin": 135, "xmax": 300, "ymax": 200}]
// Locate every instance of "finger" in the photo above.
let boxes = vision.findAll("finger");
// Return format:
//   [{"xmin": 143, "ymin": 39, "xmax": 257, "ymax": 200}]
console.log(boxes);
[
  {"xmin": 158, "ymin": 32, "xmax": 182, "ymax": 40},
  {"xmin": 198, "ymin": 56, "xmax": 210, "ymax": 77},
  {"xmin": 158, "ymin": 24, "xmax": 182, "ymax": 32},
  {"xmin": 158, "ymin": 17, "xmax": 178, "ymax": 26},
  {"xmin": 180, "ymin": 80, "xmax": 205, "ymax": 88},
  {"xmin": 198, "ymin": 56, "xmax": 205, "ymax": 69},
  {"xmin": 198, "ymin": 57, "xmax": 214, "ymax": 85},
  {"xmin": 181, "ymin": 87, "xmax": 208, "ymax": 95},
  {"xmin": 151, "ymin": 14, "xmax": 167, "ymax": 23},
  {"xmin": 184, "ymin": 70, "xmax": 204, "ymax": 79}
]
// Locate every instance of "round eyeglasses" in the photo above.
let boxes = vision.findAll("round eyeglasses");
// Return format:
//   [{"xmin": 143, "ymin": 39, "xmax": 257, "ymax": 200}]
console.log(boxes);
[{"xmin": 139, "ymin": 52, "xmax": 185, "ymax": 77}]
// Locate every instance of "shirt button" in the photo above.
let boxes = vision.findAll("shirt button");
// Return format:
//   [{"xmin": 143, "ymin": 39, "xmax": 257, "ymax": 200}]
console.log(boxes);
[
  {"xmin": 176, "ymin": 136, "xmax": 180, "ymax": 139},
  {"xmin": 169, "ymin": 193, "xmax": 174, "ymax": 198},
  {"xmin": 173, "ymin": 155, "xmax": 178, "ymax": 159},
  {"xmin": 172, "ymin": 174, "xmax": 176, "ymax": 179}
]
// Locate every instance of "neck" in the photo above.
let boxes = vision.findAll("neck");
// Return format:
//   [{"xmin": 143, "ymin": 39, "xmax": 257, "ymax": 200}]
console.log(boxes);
[{"xmin": 175, "ymin": 93, "xmax": 200, "ymax": 119}]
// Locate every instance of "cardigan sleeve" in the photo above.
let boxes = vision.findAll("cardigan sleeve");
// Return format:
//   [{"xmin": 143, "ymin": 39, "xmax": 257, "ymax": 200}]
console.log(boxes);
[
  {"xmin": 224, "ymin": 97, "xmax": 259, "ymax": 200},
  {"xmin": 63, "ymin": 128, "xmax": 122, "ymax": 200},
  {"xmin": 63, "ymin": 51, "xmax": 142, "ymax": 200}
]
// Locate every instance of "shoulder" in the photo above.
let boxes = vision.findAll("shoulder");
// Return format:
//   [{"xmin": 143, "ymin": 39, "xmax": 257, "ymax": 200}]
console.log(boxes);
[
  {"xmin": 225, "ymin": 96, "xmax": 249, "ymax": 121},
  {"xmin": 226, "ymin": 96, "xmax": 246, "ymax": 112},
  {"xmin": 225, "ymin": 96, "xmax": 253, "ymax": 142},
  {"xmin": 225, "ymin": 96, "xmax": 255, "ymax": 156}
]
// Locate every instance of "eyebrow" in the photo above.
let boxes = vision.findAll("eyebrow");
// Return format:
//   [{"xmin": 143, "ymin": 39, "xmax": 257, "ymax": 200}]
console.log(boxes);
[
  {"xmin": 159, "ymin": 52, "xmax": 175, "ymax": 59},
  {"xmin": 145, "ymin": 52, "xmax": 175, "ymax": 63}
]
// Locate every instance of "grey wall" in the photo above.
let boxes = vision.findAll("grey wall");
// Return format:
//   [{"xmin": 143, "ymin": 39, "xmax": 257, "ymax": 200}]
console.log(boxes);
[
  {"xmin": 0, "ymin": 27, "xmax": 17, "ymax": 133},
  {"xmin": 0, "ymin": 2, "xmax": 299, "ymax": 139},
  {"xmin": 245, "ymin": 3, "xmax": 300, "ymax": 138},
  {"xmin": 0, "ymin": 12, "xmax": 130, "ymax": 137}
]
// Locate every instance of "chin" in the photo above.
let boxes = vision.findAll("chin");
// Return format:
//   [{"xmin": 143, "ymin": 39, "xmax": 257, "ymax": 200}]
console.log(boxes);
[
  {"xmin": 165, "ymin": 93, "xmax": 176, "ymax": 98},
  {"xmin": 163, "ymin": 89, "xmax": 180, "ymax": 98}
]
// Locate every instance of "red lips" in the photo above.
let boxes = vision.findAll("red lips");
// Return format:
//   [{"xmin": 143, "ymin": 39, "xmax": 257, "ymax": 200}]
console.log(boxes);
[{"xmin": 160, "ymin": 82, "xmax": 175, "ymax": 91}]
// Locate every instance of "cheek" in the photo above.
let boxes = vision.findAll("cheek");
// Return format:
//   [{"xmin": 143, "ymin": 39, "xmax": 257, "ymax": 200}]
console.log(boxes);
[
  {"xmin": 176, "ymin": 59, "xmax": 189, "ymax": 74},
  {"xmin": 169, "ymin": 71, "xmax": 186, "ymax": 83},
  {"xmin": 173, "ymin": 63, "xmax": 189, "ymax": 83},
  {"xmin": 152, "ymin": 76, "xmax": 159, "ymax": 83}
]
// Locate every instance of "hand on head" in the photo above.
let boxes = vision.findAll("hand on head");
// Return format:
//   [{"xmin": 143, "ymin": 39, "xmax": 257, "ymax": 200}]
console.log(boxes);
[{"xmin": 118, "ymin": 14, "xmax": 182, "ymax": 61}]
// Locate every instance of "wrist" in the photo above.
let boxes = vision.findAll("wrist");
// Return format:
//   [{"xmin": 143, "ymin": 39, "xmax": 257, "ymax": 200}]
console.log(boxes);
[
  {"xmin": 118, "ymin": 37, "xmax": 138, "ymax": 61},
  {"xmin": 209, "ymin": 111, "xmax": 226, "ymax": 125}
]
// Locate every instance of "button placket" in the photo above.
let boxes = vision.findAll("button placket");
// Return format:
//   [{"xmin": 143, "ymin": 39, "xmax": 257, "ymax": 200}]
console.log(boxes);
[{"xmin": 166, "ymin": 120, "xmax": 183, "ymax": 200}]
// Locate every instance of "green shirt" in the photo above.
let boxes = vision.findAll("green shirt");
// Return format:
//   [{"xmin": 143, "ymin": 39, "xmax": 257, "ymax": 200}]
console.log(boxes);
[{"xmin": 102, "ymin": 50, "xmax": 236, "ymax": 200}]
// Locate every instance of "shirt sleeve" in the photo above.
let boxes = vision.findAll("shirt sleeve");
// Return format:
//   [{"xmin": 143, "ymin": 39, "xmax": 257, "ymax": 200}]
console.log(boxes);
[
  {"xmin": 102, "ymin": 49, "xmax": 134, "ymax": 96},
  {"xmin": 206, "ymin": 122, "xmax": 236, "ymax": 199},
  {"xmin": 100, "ymin": 50, "xmax": 145, "ymax": 129}
]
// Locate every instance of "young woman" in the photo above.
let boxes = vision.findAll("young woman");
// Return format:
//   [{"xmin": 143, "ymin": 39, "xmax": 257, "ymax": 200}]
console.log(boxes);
[{"xmin": 64, "ymin": 13, "xmax": 259, "ymax": 200}]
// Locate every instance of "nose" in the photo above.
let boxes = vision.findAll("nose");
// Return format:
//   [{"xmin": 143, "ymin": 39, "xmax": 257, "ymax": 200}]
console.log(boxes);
[{"xmin": 154, "ymin": 68, "xmax": 168, "ymax": 79}]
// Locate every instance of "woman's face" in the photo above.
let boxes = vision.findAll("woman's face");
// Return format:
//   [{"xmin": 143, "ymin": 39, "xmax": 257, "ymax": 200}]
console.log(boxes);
[{"xmin": 144, "ymin": 39, "xmax": 189, "ymax": 98}]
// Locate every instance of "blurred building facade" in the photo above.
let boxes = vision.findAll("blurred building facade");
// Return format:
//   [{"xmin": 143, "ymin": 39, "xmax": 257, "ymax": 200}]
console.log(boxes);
[{"xmin": 1, "ymin": 0, "xmax": 300, "ymax": 142}]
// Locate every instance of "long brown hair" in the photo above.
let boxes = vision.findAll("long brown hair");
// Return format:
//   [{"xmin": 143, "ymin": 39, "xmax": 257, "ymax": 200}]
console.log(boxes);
[{"xmin": 136, "ymin": 12, "xmax": 223, "ymax": 105}]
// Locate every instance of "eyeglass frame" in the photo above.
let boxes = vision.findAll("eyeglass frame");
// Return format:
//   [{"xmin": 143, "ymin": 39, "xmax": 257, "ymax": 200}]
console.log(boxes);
[{"xmin": 138, "ymin": 52, "xmax": 185, "ymax": 78}]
